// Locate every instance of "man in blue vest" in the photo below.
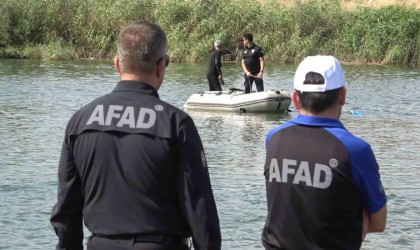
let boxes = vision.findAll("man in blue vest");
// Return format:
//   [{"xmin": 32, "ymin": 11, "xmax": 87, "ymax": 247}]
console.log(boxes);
[{"xmin": 262, "ymin": 55, "xmax": 387, "ymax": 250}]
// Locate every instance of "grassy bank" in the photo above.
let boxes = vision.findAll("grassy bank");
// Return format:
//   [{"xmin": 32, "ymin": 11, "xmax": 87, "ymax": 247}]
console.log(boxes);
[{"xmin": 0, "ymin": 0, "xmax": 419, "ymax": 66}]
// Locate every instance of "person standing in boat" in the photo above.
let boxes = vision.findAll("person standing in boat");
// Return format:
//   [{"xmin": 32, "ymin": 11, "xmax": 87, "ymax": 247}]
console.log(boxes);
[
  {"xmin": 241, "ymin": 33, "xmax": 265, "ymax": 93},
  {"xmin": 50, "ymin": 20, "xmax": 221, "ymax": 250},
  {"xmin": 262, "ymin": 55, "xmax": 387, "ymax": 250},
  {"xmin": 206, "ymin": 40, "xmax": 224, "ymax": 91}
]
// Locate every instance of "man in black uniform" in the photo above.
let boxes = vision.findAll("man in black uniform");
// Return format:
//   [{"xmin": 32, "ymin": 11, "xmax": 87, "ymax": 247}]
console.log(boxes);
[
  {"xmin": 206, "ymin": 40, "xmax": 224, "ymax": 91},
  {"xmin": 50, "ymin": 20, "xmax": 221, "ymax": 250},
  {"xmin": 241, "ymin": 33, "xmax": 265, "ymax": 93}
]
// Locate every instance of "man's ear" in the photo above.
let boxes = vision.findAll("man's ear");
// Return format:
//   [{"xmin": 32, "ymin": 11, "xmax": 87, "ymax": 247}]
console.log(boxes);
[
  {"xmin": 114, "ymin": 56, "xmax": 121, "ymax": 74},
  {"xmin": 156, "ymin": 57, "xmax": 165, "ymax": 79},
  {"xmin": 338, "ymin": 87, "xmax": 346, "ymax": 106},
  {"xmin": 291, "ymin": 90, "xmax": 301, "ymax": 110}
]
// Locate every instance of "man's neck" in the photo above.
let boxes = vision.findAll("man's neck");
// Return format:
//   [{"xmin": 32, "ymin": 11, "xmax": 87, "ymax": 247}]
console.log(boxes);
[
  {"xmin": 299, "ymin": 107, "xmax": 341, "ymax": 119},
  {"xmin": 120, "ymin": 74, "xmax": 159, "ymax": 90}
]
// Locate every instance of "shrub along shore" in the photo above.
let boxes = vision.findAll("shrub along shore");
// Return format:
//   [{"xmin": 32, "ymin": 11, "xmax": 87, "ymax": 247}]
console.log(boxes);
[{"xmin": 0, "ymin": 0, "xmax": 419, "ymax": 66}]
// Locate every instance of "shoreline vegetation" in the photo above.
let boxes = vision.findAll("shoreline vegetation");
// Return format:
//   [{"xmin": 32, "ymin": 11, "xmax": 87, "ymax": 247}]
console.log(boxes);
[{"xmin": 0, "ymin": 0, "xmax": 419, "ymax": 66}]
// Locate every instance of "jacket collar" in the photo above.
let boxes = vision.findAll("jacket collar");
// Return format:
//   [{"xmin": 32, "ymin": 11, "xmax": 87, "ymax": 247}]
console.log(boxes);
[
  {"xmin": 113, "ymin": 80, "xmax": 159, "ymax": 98},
  {"xmin": 290, "ymin": 114, "xmax": 345, "ymax": 129}
]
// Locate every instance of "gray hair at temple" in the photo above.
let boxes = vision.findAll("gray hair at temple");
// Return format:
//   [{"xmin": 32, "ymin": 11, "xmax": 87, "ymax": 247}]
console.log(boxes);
[
  {"xmin": 214, "ymin": 40, "xmax": 223, "ymax": 48},
  {"xmin": 116, "ymin": 20, "xmax": 167, "ymax": 74}
]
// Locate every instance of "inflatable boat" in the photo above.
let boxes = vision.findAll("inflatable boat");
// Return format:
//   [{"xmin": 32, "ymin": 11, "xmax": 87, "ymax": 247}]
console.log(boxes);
[{"xmin": 184, "ymin": 88, "xmax": 291, "ymax": 113}]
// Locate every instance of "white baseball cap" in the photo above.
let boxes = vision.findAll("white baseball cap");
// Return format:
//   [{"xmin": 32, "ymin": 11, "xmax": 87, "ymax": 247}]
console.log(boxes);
[{"xmin": 294, "ymin": 55, "xmax": 345, "ymax": 92}]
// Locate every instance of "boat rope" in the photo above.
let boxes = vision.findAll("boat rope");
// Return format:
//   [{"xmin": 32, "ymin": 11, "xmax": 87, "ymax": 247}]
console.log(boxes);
[{"xmin": 250, "ymin": 75, "xmax": 281, "ymax": 90}]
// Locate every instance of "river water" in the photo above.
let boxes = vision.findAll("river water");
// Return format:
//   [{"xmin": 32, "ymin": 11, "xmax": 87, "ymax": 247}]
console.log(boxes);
[{"xmin": 0, "ymin": 59, "xmax": 419, "ymax": 249}]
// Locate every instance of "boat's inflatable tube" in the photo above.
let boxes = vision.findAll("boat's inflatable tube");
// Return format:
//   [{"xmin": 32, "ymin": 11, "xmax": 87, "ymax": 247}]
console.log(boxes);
[{"xmin": 184, "ymin": 89, "xmax": 291, "ymax": 113}]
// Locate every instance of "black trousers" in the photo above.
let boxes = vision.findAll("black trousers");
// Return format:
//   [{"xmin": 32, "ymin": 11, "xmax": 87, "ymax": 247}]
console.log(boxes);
[
  {"xmin": 207, "ymin": 73, "xmax": 222, "ymax": 91},
  {"xmin": 243, "ymin": 73, "xmax": 264, "ymax": 93},
  {"xmin": 87, "ymin": 235, "xmax": 190, "ymax": 250}
]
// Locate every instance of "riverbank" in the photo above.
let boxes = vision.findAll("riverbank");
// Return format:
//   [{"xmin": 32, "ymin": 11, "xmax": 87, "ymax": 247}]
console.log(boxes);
[{"xmin": 0, "ymin": 0, "xmax": 419, "ymax": 66}]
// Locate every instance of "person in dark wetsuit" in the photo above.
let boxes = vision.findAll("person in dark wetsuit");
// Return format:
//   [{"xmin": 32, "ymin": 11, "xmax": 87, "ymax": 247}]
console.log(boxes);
[
  {"xmin": 241, "ymin": 33, "xmax": 265, "ymax": 93},
  {"xmin": 50, "ymin": 20, "xmax": 221, "ymax": 250},
  {"xmin": 206, "ymin": 40, "xmax": 224, "ymax": 91},
  {"xmin": 262, "ymin": 55, "xmax": 387, "ymax": 250}
]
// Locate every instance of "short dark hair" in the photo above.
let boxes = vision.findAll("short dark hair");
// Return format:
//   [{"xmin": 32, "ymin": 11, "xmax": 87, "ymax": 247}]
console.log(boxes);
[
  {"xmin": 296, "ymin": 72, "xmax": 341, "ymax": 114},
  {"xmin": 243, "ymin": 33, "xmax": 253, "ymax": 42}
]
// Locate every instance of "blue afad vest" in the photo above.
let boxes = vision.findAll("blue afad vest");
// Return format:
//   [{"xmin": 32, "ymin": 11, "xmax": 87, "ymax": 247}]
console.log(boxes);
[{"xmin": 262, "ymin": 114, "xmax": 387, "ymax": 250}]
